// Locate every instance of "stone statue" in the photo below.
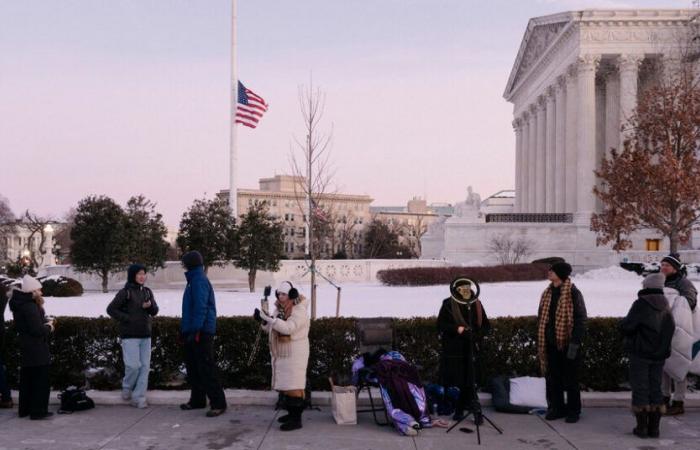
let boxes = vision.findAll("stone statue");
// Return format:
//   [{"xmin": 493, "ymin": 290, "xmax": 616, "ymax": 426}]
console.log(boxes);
[{"xmin": 454, "ymin": 186, "xmax": 482, "ymax": 218}]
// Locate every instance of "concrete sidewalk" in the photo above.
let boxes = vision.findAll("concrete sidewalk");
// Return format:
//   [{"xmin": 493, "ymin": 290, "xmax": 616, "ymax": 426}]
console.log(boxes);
[{"xmin": 1, "ymin": 404, "xmax": 699, "ymax": 450}]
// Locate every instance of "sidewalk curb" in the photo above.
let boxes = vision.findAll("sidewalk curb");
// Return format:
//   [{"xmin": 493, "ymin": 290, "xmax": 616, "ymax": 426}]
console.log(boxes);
[{"xmin": 21, "ymin": 389, "xmax": 700, "ymax": 408}]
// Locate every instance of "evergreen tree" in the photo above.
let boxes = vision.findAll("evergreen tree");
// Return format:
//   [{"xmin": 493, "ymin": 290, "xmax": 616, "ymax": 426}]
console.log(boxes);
[
  {"xmin": 363, "ymin": 219, "xmax": 413, "ymax": 259},
  {"xmin": 70, "ymin": 196, "xmax": 129, "ymax": 292},
  {"xmin": 234, "ymin": 202, "xmax": 285, "ymax": 292},
  {"xmin": 176, "ymin": 198, "xmax": 238, "ymax": 271},
  {"xmin": 124, "ymin": 195, "xmax": 169, "ymax": 270}
]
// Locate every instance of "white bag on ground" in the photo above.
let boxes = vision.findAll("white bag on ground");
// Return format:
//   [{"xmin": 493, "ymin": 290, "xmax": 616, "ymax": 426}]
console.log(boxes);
[
  {"xmin": 330, "ymin": 379, "xmax": 357, "ymax": 425},
  {"xmin": 509, "ymin": 376, "xmax": 547, "ymax": 409}
]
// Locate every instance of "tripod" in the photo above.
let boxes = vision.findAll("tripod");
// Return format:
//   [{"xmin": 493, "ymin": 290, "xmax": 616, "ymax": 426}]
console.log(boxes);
[{"xmin": 446, "ymin": 300, "xmax": 503, "ymax": 445}]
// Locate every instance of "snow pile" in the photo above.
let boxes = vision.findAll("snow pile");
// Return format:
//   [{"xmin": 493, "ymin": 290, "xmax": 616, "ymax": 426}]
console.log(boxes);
[{"xmin": 575, "ymin": 265, "xmax": 641, "ymax": 281}]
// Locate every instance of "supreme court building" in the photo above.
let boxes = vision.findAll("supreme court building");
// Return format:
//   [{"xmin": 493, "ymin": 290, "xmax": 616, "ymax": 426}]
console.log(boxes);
[{"xmin": 422, "ymin": 9, "xmax": 700, "ymax": 267}]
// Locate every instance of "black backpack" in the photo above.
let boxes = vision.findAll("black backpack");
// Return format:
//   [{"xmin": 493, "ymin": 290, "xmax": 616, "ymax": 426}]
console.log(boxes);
[{"xmin": 58, "ymin": 387, "xmax": 95, "ymax": 414}]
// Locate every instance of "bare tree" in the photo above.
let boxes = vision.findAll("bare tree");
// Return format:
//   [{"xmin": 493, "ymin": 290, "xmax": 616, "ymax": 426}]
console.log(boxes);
[
  {"xmin": 488, "ymin": 233, "xmax": 533, "ymax": 265},
  {"xmin": 0, "ymin": 196, "xmax": 16, "ymax": 263},
  {"xmin": 290, "ymin": 80, "xmax": 335, "ymax": 319},
  {"xmin": 19, "ymin": 211, "xmax": 54, "ymax": 267}
]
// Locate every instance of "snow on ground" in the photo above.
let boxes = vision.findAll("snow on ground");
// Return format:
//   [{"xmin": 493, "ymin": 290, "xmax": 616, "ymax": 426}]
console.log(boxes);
[{"xmin": 15, "ymin": 266, "xmax": 656, "ymax": 320}]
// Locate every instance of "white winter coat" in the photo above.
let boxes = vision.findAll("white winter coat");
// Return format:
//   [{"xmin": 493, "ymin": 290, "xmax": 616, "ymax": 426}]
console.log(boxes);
[
  {"xmin": 263, "ymin": 296, "xmax": 310, "ymax": 391},
  {"xmin": 663, "ymin": 287, "xmax": 700, "ymax": 381}
]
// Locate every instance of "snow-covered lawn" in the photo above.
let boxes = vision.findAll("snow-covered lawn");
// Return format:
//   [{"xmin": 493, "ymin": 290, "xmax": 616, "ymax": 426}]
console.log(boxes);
[{"xmin": 14, "ymin": 266, "xmax": 677, "ymax": 320}]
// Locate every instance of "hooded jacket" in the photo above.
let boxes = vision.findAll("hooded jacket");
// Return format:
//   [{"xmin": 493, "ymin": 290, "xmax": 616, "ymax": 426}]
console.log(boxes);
[
  {"xmin": 181, "ymin": 266, "xmax": 217, "ymax": 336},
  {"xmin": 9, "ymin": 290, "xmax": 51, "ymax": 367},
  {"xmin": 106, "ymin": 283, "xmax": 159, "ymax": 338},
  {"xmin": 619, "ymin": 288, "xmax": 675, "ymax": 361}
]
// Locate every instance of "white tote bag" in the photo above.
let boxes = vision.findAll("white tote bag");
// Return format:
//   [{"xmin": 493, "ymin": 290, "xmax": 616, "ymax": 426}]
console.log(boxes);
[{"xmin": 329, "ymin": 378, "xmax": 357, "ymax": 425}]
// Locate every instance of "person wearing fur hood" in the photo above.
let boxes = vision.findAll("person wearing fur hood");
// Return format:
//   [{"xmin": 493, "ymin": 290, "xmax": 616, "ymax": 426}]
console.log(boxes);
[{"xmin": 254, "ymin": 281, "xmax": 310, "ymax": 432}]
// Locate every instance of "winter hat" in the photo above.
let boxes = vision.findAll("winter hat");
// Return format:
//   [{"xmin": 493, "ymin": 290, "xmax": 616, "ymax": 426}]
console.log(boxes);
[
  {"xmin": 127, "ymin": 264, "xmax": 147, "ymax": 285},
  {"xmin": 661, "ymin": 254, "xmax": 682, "ymax": 271},
  {"xmin": 20, "ymin": 275, "xmax": 42, "ymax": 293},
  {"xmin": 550, "ymin": 262, "xmax": 573, "ymax": 281},
  {"xmin": 276, "ymin": 281, "xmax": 299, "ymax": 299},
  {"xmin": 643, "ymin": 273, "xmax": 666, "ymax": 290},
  {"xmin": 182, "ymin": 251, "xmax": 204, "ymax": 270}
]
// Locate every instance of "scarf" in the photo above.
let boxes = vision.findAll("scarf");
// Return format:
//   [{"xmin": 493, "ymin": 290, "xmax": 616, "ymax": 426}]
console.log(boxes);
[
  {"xmin": 450, "ymin": 298, "xmax": 484, "ymax": 330},
  {"xmin": 537, "ymin": 278, "xmax": 574, "ymax": 374},
  {"xmin": 269, "ymin": 296, "xmax": 303, "ymax": 358}
]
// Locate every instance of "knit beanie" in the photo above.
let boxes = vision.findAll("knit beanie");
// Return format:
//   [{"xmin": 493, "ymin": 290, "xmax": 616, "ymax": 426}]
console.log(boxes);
[
  {"xmin": 127, "ymin": 264, "xmax": 147, "ymax": 285},
  {"xmin": 21, "ymin": 275, "xmax": 42, "ymax": 293},
  {"xmin": 550, "ymin": 262, "xmax": 572, "ymax": 281},
  {"xmin": 643, "ymin": 273, "xmax": 666, "ymax": 290},
  {"xmin": 181, "ymin": 251, "xmax": 204, "ymax": 270},
  {"xmin": 661, "ymin": 254, "xmax": 682, "ymax": 271}
]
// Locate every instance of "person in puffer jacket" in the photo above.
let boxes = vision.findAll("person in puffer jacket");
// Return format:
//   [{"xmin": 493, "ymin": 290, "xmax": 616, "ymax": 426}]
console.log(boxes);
[
  {"xmin": 619, "ymin": 273, "xmax": 675, "ymax": 439},
  {"xmin": 659, "ymin": 254, "xmax": 697, "ymax": 416},
  {"xmin": 107, "ymin": 264, "xmax": 159, "ymax": 409},
  {"xmin": 178, "ymin": 251, "xmax": 227, "ymax": 418}
]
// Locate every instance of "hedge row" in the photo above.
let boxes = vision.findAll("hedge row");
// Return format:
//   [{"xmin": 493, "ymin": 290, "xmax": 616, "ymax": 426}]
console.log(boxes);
[
  {"xmin": 377, "ymin": 264, "xmax": 550, "ymax": 286},
  {"xmin": 0, "ymin": 316, "xmax": 630, "ymax": 392}
]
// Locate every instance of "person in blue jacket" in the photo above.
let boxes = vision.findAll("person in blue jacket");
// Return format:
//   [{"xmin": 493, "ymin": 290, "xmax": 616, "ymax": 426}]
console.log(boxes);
[{"xmin": 179, "ymin": 251, "xmax": 226, "ymax": 417}]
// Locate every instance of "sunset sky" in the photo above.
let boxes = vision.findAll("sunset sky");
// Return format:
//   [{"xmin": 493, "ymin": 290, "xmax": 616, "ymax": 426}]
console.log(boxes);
[{"xmin": 0, "ymin": 0, "xmax": 692, "ymax": 225}]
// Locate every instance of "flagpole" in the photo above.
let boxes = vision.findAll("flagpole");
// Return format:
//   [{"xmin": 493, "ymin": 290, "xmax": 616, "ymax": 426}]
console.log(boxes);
[{"xmin": 229, "ymin": 0, "xmax": 238, "ymax": 218}]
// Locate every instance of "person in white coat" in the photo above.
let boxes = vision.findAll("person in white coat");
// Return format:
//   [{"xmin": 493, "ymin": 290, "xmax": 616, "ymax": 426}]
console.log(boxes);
[
  {"xmin": 254, "ymin": 281, "xmax": 310, "ymax": 431},
  {"xmin": 660, "ymin": 254, "xmax": 697, "ymax": 416}
]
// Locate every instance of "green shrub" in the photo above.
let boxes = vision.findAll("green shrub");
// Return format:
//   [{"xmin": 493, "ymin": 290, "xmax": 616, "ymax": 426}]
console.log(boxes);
[
  {"xmin": 377, "ymin": 264, "xmax": 549, "ymax": 286},
  {"xmin": 1, "ymin": 316, "xmax": 628, "ymax": 392}
]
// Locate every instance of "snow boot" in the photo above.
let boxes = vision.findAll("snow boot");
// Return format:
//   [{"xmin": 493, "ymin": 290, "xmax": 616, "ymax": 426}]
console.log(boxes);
[
  {"xmin": 632, "ymin": 407, "xmax": 648, "ymax": 438},
  {"xmin": 280, "ymin": 396, "xmax": 303, "ymax": 431},
  {"xmin": 647, "ymin": 405, "xmax": 663, "ymax": 438}
]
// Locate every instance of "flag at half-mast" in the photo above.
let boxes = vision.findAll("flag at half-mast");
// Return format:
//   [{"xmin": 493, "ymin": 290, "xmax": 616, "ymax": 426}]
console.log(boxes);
[{"xmin": 235, "ymin": 81, "xmax": 268, "ymax": 128}]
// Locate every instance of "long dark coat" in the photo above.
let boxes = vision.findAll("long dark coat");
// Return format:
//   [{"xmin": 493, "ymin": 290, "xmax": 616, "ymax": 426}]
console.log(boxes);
[
  {"xmin": 9, "ymin": 290, "xmax": 51, "ymax": 368},
  {"xmin": 437, "ymin": 297, "xmax": 490, "ymax": 388}
]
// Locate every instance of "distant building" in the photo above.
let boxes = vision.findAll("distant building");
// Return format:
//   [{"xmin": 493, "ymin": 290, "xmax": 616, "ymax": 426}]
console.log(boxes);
[{"xmin": 371, "ymin": 197, "xmax": 446, "ymax": 256}]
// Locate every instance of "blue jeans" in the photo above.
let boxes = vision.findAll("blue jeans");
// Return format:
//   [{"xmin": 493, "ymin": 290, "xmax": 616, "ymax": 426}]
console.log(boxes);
[{"xmin": 121, "ymin": 338, "xmax": 151, "ymax": 402}]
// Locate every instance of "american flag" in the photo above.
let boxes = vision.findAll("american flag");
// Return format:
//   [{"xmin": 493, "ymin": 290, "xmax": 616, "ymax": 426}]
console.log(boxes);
[{"xmin": 235, "ymin": 81, "xmax": 268, "ymax": 129}]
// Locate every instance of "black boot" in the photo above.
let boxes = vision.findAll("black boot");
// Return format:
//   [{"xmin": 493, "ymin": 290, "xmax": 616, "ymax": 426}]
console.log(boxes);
[
  {"xmin": 280, "ymin": 397, "xmax": 303, "ymax": 431},
  {"xmin": 647, "ymin": 406, "xmax": 662, "ymax": 438},
  {"xmin": 277, "ymin": 395, "xmax": 292, "ymax": 423},
  {"xmin": 632, "ymin": 408, "xmax": 648, "ymax": 438}
]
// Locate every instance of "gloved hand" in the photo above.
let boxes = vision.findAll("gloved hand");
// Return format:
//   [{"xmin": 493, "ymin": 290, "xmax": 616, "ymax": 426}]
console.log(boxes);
[
  {"xmin": 185, "ymin": 331, "xmax": 201, "ymax": 344},
  {"xmin": 253, "ymin": 308, "xmax": 268, "ymax": 325},
  {"xmin": 566, "ymin": 343, "xmax": 579, "ymax": 360}
]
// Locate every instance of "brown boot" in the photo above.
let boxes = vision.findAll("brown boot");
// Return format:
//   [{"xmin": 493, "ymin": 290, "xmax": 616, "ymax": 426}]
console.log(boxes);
[{"xmin": 665, "ymin": 401, "xmax": 684, "ymax": 416}]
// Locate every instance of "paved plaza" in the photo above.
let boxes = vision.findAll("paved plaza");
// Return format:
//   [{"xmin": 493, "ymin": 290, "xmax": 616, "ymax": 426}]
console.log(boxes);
[{"xmin": 1, "ymin": 404, "xmax": 699, "ymax": 450}]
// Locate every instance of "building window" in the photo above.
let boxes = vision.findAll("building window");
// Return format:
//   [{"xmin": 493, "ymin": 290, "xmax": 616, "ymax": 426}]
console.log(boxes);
[{"xmin": 646, "ymin": 239, "xmax": 661, "ymax": 251}]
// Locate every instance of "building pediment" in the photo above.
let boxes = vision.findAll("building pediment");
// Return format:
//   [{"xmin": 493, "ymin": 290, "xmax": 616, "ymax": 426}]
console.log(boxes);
[{"xmin": 504, "ymin": 12, "xmax": 574, "ymax": 100}]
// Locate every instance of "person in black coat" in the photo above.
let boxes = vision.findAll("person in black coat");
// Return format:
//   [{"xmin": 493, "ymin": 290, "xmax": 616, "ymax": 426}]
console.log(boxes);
[
  {"xmin": 0, "ymin": 282, "xmax": 13, "ymax": 408},
  {"xmin": 9, "ymin": 275, "xmax": 55, "ymax": 420},
  {"xmin": 107, "ymin": 264, "xmax": 159, "ymax": 408},
  {"xmin": 437, "ymin": 277, "xmax": 490, "ymax": 424},
  {"xmin": 619, "ymin": 273, "xmax": 675, "ymax": 439}
]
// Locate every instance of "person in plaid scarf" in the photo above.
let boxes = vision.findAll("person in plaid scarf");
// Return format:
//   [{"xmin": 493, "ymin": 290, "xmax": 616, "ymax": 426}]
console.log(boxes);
[{"xmin": 537, "ymin": 262, "xmax": 587, "ymax": 423}]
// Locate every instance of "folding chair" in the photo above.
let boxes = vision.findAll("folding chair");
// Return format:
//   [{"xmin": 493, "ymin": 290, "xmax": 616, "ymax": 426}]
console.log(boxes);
[{"xmin": 355, "ymin": 318, "xmax": 394, "ymax": 426}]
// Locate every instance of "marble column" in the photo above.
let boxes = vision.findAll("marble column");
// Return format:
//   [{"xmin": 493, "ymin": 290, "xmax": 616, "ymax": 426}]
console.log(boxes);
[
  {"xmin": 564, "ymin": 65, "xmax": 578, "ymax": 213},
  {"xmin": 576, "ymin": 54, "xmax": 601, "ymax": 218},
  {"xmin": 554, "ymin": 76, "xmax": 567, "ymax": 213},
  {"xmin": 604, "ymin": 68, "xmax": 620, "ymax": 156},
  {"xmin": 545, "ymin": 88, "xmax": 556, "ymax": 213},
  {"xmin": 528, "ymin": 105, "xmax": 538, "ymax": 212},
  {"xmin": 619, "ymin": 53, "xmax": 643, "ymax": 142},
  {"xmin": 513, "ymin": 118, "xmax": 523, "ymax": 213},
  {"xmin": 520, "ymin": 113, "xmax": 530, "ymax": 213},
  {"xmin": 535, "ymin": 96, "xmax": 547, "ymax": 213}
]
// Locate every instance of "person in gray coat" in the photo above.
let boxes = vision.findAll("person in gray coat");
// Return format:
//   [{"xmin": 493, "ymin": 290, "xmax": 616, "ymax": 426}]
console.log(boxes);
[{"xmin": 107, "ymin": 264, "xmax": 159, "ymax": 408}]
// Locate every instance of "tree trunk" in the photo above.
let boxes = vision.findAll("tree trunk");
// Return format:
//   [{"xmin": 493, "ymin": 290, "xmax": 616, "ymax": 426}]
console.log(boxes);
[
  {"xmin": 248, "ymin": 269, "xmax": 256, "ymax": 293},
  {"xmin": 310, "ymin": 255, "xmax": 317, "ymax": 320},
  {"xmin": 669, "ymin": 210, "xmax": 679, "ymax": 254},
  {"xmin": 101, "ymin": 269, "xmax": 109, "ymax": 293}
]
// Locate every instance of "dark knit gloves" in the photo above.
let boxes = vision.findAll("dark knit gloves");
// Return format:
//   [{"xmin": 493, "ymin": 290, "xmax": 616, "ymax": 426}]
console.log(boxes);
[{"xmin": 253, "ymin": 308, "xmax": 268, "ymax": 325}]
